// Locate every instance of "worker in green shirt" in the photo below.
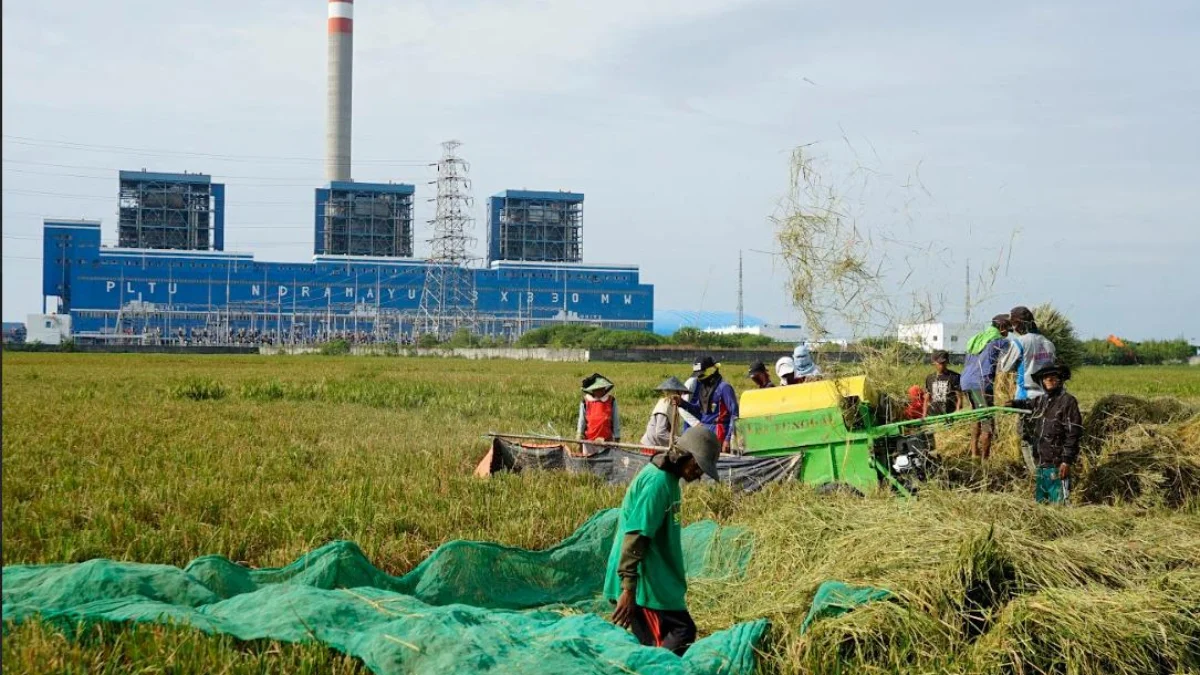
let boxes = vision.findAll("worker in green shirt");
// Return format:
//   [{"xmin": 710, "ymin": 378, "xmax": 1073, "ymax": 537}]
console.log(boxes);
[{"xmin": 604, "ymin": 425, "xmax": 721, "ymax": 654}]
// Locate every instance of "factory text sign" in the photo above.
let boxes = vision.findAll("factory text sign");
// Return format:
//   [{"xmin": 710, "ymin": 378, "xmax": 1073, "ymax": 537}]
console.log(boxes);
[{"xmin": 102, "ymin": 281, "xmax": 641, "ymax": 306}]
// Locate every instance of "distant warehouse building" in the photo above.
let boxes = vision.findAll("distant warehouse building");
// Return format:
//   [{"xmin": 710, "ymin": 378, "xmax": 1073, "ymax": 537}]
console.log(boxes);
[
  {"xmin": 702, "ymin": 323, "xmax": 848, "ymax": 348},
  {"xmin": 36, "ymin": 173, "xmax": 653, "ymax": 344},
  {"xmin": 897, "ymin": 322, "xmax": 970, "ymax": 353}
]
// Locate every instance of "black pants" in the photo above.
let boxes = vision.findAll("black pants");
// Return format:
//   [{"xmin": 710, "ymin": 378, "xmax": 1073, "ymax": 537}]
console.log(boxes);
[{"xmin": 628, "ymin": 606, "xmax": 697, "ymax": 655}]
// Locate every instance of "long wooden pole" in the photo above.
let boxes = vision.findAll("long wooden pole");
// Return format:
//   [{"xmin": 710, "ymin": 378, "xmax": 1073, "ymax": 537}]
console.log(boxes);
[
  {"xmin": 485, "ymin": 432, "xmax": 667, "ymax": 454},
  {"xmin": 667, "ymin": 400, "xmax": 678, "ymax": 453}
]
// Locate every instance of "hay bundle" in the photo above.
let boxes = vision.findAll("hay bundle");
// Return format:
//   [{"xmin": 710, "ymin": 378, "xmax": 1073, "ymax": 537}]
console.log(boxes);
[
  {"xmin": 1082, "ymin": 395, "xmax": 1193, "ymax": 457},
  {"xmin": 971, "ymin": 584, "xmax": 1200, "ymax": 675},
  {"xmin": 935, "ymin": 455, "xmax": 1028, "ymax": 493},
  {"xmin": 792, "ymin": 598, "xmax": 955, "ymax": 674},
  {"xmin": 1077, "ymin": 422, "xmax": 1200, "ymax": 509},
  {"xmin": 1032, "ymin": 303, "xmax": 1084, "ymax": 370},
  {"xmin": 935, "ymin": 527, "xmax": 1018, "ymax": 639},
  {"xmin": 689, "ymin": 487, "xmax": 1200, "ymax": 673}
]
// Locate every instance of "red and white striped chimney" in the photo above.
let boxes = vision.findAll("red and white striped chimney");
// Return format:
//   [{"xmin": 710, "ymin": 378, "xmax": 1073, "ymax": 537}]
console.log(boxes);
[{"xmin": 325, "ymin": 0, "xmax": 353, "ymax": 182}]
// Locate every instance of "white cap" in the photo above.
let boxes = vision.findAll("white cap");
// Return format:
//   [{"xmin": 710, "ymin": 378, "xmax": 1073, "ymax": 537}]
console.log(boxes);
[{"xmin": 775, "ymin": 356, "xmax": 796, "ymax": 379}]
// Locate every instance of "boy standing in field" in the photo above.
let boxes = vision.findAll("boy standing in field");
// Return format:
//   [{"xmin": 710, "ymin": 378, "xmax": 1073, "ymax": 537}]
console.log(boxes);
[
  {"xmin": 924, "ymin": 350, "xmax": 964, "ymax": 417},
  {"xmin": 578, "ymin": 374, "xmax": 620, "ymax": 455},
  {"xmin": 1005, "ymin": 364, "xmax": 1082, "ymax": 504},
  {"xmin": 607, "ymin": 426, "xmax": 722, "ymax": 654}
]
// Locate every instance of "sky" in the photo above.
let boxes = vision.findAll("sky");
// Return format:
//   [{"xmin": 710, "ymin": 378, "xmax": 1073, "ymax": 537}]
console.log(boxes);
[{"xmin": 3, "ymin": 0, "xmax": 1197, "ymax": 342}]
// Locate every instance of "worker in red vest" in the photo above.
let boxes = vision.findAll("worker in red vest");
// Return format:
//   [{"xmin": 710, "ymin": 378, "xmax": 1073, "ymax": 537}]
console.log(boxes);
[{"xmin": 578, "ymin": 373, "xmax": 621, "ymax": 455}]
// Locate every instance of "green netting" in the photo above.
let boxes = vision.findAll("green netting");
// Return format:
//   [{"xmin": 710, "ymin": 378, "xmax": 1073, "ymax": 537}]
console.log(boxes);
[
  {"xmin": 3, "ymin": 509, "xmax": 766, "ymax": 675},
  {"xmin": 800, "ymin": 581, "xmax": 893, "ymax": 635}
]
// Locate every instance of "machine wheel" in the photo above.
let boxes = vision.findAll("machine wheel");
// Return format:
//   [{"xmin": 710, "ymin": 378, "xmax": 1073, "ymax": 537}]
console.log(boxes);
[{"xmin": 816, "ymin": 482, "xmax": 865, "ymax": 498}]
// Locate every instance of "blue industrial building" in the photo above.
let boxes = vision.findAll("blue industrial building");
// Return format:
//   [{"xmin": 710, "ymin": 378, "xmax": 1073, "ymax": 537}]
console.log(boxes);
[
  {"xmin": 487, "ymin": 190, "xmax": 584, "ymax": 264},
  {"xmin": 40, "ymin": 173, "xmax": 653, "ymax": 344},
  {"xmin": 117, "ymin": 171, "xmax": 225, "ymax": 252}
]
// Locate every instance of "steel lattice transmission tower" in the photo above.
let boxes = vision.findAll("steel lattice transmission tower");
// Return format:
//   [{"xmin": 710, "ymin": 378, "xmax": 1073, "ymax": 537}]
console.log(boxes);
[{"xmin": 418, "ymin": 140, "xmax": 478, "ymax": 338}]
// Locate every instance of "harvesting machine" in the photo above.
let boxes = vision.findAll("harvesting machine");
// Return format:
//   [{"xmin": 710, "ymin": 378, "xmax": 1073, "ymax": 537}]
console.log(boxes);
[{"xmin": 738, "ymin": 375, "xmax": 1024, "ymax": 497}]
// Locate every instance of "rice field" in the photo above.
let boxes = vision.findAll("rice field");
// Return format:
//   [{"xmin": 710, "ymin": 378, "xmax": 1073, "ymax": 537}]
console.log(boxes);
[{"xmin": 3, "ymin": 353, "xmax": 1198, "ymax": 673}]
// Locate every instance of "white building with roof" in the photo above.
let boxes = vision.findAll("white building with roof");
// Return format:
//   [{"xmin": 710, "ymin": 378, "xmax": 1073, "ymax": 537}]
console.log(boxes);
[{"xmin": 897, "ymin": 322, "xmax": 971, "ymax": 353}]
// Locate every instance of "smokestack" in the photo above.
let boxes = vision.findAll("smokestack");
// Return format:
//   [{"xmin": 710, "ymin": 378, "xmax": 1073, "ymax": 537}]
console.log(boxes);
[{"xmin": 325, "ymin": 0, "xmax": 353, "ymax": 182}]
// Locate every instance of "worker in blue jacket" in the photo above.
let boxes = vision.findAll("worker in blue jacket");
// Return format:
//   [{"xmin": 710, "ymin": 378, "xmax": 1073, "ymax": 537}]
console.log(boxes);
[
  {"xmin": 961, "ymin": 314, "xmax": 1010, "ymax": 459},
  {"xmin": 681, "ymin": 356, "xmax": 738, "ymax": 452}
]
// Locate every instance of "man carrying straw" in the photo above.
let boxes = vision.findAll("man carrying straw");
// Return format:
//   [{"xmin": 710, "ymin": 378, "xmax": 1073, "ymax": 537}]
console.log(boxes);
[
  {"xmin": 961, "ymin": 314, "xmax": 1010, "ymax": 459},
  {"xmin": 999, "ymin": 306, "xmax": 1057, "ymax": 473}
]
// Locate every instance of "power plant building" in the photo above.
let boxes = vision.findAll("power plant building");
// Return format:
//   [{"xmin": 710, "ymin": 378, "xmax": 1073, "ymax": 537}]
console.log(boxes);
[
  {"xmin": 39, "ymin": 175, "xmax": 652, "ymax": 343},
  {"xmin": 117, "ymin": 171, "xmax": 225, "ymax": 252},
  {"xmin": 487, "ymin": 191, "xmax": 584, "ymax": 264},
  {"xmin": 314, "ymin": 182, "xmax": 415, "ymax": 257},
  {"xmin": 31, "ymin": 1, "xmax": 653, "ymax": 344}
]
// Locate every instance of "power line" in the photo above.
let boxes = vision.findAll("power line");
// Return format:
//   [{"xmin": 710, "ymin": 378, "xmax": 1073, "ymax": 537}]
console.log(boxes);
[
  {"xmin": 2, "ymin": 188, "xmax": 330, "ymax": 206},
  {"xmin": 3, "ymin": 158, "xmax": 320, "ymax": 180},
  {"xmin": 2, "ymin": 166, "xmax": 426, "ymax": 189},
  {"xmin": 3, "ymin": 135, "xmax": 432, "ymax": 165},
  {"xmin": 2, "ymin": 160, "xmax": 431, "ymax": 186},
  {"xmin": 3, "ymin": 213, "xmax": 312, "ymax": 231}
]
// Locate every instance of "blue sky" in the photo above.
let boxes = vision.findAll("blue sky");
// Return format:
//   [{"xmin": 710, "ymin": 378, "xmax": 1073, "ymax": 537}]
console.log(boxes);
[{"xmin": 3, "ymin": 0, "xmax": 1197, "ymax": 341}]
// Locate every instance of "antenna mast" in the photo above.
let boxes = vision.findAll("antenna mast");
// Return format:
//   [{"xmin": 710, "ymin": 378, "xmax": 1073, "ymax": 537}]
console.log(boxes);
[{"xmin": 737, "ymin": 250, "xmax": 744, "ymax": 329}]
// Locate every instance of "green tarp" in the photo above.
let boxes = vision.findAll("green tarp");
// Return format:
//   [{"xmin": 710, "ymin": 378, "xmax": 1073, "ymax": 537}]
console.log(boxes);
[
  {"xmin": 3, "ymin": 509, "xmax": 766, "ymax": 675},
  {"xmin": 800, "ymin": 581, "xmax": 893, "ymax": 635}
]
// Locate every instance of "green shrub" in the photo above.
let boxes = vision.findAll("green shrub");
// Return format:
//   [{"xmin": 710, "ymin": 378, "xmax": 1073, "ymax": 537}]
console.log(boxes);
[
  {"xmin": 319, "ymin": 339, "xmax": 351, "ymax": 356},
  {"xmin": 444, "ymin": 328, "xmax": 478, "ymax": 348},
  {"xmin": 239, "ymin": 379, "xmax": 286, "ymax": 401},
  {"xmin": 168, "ymin": 378, "xmax": 228, "ymax": 401},
  {"xmin": 515, "ymin": 325, "xmax": 666, "ymax": 349}
]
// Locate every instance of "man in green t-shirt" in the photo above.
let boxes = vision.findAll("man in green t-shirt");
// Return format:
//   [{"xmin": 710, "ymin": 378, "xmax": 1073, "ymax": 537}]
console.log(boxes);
[{"xmin": 604, "ymin": 426, "xmax": 721, "ymax": 655}]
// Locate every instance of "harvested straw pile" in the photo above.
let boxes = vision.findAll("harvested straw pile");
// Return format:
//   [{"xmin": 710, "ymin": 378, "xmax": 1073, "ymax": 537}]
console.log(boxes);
[
  {"xmin": 1070, "ymin": 394, "xmax": 1200, "ymax": 509},
  {"xmin": 935, "ymin": 454, "xmax": 1028, "ymax": 493},
  {"xmin": 971, "ymin": 580, "xmax": 1200, "ymax": 675},
  {"xmin": 689, "ymin": 488, "xmax": 1200, "ymax": 674},
  {"xmin": 1078, "ymin": 418, "xmax": 1200, "ymax": 509},
  {"xmin": 1082, "ymin": 394, "xmax": 1193, "ymax": 457}
]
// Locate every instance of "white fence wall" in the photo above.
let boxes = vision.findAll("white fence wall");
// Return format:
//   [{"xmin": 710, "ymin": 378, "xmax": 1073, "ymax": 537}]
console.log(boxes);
[{"xmin": 260, "ymin": 345, "xmax": 589, "ymax": 362}]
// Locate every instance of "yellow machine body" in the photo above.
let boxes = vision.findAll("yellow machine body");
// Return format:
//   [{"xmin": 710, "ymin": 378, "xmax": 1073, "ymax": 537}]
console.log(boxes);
[{"xmin": 739, "ymin": 375, "xmax": 877, "ymax": 419}]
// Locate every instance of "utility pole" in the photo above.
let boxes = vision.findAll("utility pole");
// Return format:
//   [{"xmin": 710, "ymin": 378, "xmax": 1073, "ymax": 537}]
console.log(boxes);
[
  {"xmin": 737, "ymin": 249, "xmax": 744, "ymax": 329},
  {"xmin": 225, "ymin": 261, "xmax": 231, "ymax": 344}
]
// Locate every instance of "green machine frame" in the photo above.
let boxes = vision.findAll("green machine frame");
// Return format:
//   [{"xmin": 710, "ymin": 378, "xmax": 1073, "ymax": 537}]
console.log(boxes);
[{"xmin": 739, "ymin": 399, "xmax": 1022, "ymax": 496}]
